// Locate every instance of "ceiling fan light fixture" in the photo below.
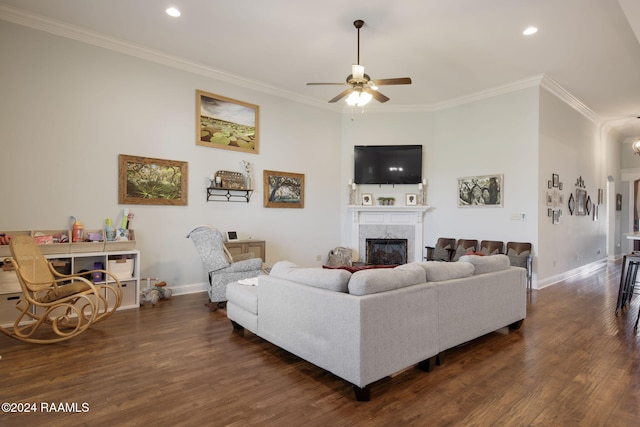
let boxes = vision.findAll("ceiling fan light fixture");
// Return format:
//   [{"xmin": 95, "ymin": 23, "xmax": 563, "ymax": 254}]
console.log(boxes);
[
  {"xmin": 352, "ymin": 64, "xmax": 365, "ymax": 80},
  {"xmin": 346, "ymin": 90, "xmax": 372, "ymax": 107},
  {"xmin": 632, "ymin": 138, "xmax": 640, "ymax": 155}
]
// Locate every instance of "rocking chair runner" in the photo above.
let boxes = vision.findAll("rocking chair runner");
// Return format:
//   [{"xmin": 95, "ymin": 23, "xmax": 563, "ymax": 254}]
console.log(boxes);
[{"xmin": 0, "ymin": 235, "xmax": 123, "ymax": 344}]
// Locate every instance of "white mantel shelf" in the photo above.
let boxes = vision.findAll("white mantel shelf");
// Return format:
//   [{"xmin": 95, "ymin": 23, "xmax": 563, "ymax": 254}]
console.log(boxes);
[{"xmin": 348, "ymin": 205, "xmax": 431, "ymax": 212}]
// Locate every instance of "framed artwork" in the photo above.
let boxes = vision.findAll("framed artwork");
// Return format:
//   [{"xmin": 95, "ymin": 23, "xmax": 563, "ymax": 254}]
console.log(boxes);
[
  {"xmin": 548, "ymin": 180, "xmax": 552, "ymax": 189},
  {"xmin": 406, "ymin": 193, "xmax": 417, "ymax": 206},
  {"xmin": 586, "ymin": 195, "xmax": 592, "ymax": 216},
  {"xmin": 597, "ymin": 188, "xmax": 603, "ymax": 205},
  {"xmin": 362, "ymin": 193, "xmax": 373, "ymax": 206},
  {"xmin": 118, "ymin": 154, "xmax": 188, "ymax": 206},
  {"xmin": 568, "ymin": 193, "xmax": 575, "ymax": 215},
  {"xmin": 263, "ymin": 170, "xmax": 304, "ymax": 208},
  {"xmin": 457, "ymin": 174, "xmax": 503, "ymax": 207},
  {"xmin": 576, "ymin": 189, "xmax": 587, "ymax": 216},
  {"xmin": 552, "ymin": 173, "xmax": 559, "ymax": 188},
  {"xmin": 196, "ymin": 89, "xmax": 259, "ymax": 154},
  {"xmin": 553, "ymin": 209, "xmax": 560, "ymax": 224},
  {"xmin": 616, "ymin": 193, "xmax": 622, "ymax": 211},
  {"xmin": 226, "ymin": 231, "xmax": 238, "ymax": 241}
]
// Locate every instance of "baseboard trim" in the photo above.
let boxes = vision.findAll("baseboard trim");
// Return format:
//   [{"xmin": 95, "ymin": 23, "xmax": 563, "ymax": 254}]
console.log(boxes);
[
  {"xmin": 537, "ymin": 259, "xmax": 608, "ymax": 289},
  {"xmin": 170, "ymin": 282, "xmax": 207, "ymax": 296}
]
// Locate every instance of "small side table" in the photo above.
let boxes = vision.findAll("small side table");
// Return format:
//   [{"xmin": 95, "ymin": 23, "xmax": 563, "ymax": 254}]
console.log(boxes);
[{"xmin": 615, "ymin": 253, "xmax": 640, "ymax": 314}]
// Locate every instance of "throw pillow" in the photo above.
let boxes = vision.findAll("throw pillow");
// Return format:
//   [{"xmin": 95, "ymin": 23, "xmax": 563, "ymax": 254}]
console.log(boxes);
[
  {"xmin": 458, "ymin": 254, "xmax": 510, "ymax": 274},
  {"xmin": 347, "ymin": 263, "xmax": 426, "ymax": 296},
  {"xmin": 479, "ymin": 247, "xmax": 500, "ymax": 256},
  {"xmin": 432, "ymin": 246, "xmax": 451, "ymax": 261},
  {"xmin": 270, "ymin": 260, "xmax": 351, "ymax": 292},
  {"xmin": 418, "ymin": 261, "xmax": 474, "ymax": 282},
  {"xmin": 507, "ymin": 248, "xmax": 530, "ymax": 268}
]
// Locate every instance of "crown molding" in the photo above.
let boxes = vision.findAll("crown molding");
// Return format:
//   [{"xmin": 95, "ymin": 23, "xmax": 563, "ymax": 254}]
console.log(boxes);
[
  {"xmin": 0, "ymin": 5, "xmax": 337, "ymax": 112},
  {"xmin": 1, "ymin": 4, "xmax": 603, "ymax": 123}
]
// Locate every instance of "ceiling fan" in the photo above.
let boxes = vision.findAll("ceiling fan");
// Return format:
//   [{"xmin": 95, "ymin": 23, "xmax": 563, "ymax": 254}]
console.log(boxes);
[{"xmin": 307, "ymin": 19, "xmax": 412, "ymax": 106}]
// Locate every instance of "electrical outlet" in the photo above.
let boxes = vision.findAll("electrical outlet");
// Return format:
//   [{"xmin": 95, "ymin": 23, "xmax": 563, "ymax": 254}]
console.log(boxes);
[{"xmin": 511, "ymin": 213, "xmax": 520, "ymax": 221}]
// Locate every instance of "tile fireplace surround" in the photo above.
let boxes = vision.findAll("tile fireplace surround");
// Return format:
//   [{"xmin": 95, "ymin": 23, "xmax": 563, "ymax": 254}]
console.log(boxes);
[{"xmin": 348, "ymin": 205, "xmax": 431, "ymax": 264}]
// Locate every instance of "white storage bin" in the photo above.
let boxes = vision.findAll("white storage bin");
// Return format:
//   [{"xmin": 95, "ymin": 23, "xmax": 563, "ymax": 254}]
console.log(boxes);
[{"xmin": 107, "ymin": 259, "xmax": 134, "ymax": 280}]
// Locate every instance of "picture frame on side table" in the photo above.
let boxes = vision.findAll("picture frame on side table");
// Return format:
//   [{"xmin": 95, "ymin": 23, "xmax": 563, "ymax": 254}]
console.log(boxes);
[
  {"xmin": 361, "ymin": 193, "xmax": 373, "ymax": 206},
  {"xmin": 118, "ymin": 154, "xmax": 188, "ymax": 206},
  {"xmin": 263, "ymin": 170, "xmax": 304, "ymax": 208},
  {"xmin": 226, "ymin": 231, "xmax": 238, "ymax": 241},
  {"xmin": 196, "ymin": 89, "xmax": 259, "ymax": 154}
]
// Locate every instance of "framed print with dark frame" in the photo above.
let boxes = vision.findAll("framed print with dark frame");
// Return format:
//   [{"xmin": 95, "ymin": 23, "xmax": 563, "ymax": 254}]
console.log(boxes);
[
  {"xmin": 118, "ymin": 154, "xmax": 188, "ymax": 206},
  {"xmin": 263, "ymin": 170, "xmax": 304, "ymax": 208},
  {"xmin": 196, "ymin": 89, "xmax": 259, "ymax": 154},
  {"xmin": 458, "ymin": 174, "xmax": 503, "ymax": 207},
  {"xmin": 575, "ymin": 189, "xmax": 587, "ymax": 216}
]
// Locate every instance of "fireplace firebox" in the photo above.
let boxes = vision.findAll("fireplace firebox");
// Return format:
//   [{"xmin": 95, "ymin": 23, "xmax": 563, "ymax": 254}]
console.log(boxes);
[{"xmin": 366, "ymin": 239, "xmax": 408, "ymax": 265}]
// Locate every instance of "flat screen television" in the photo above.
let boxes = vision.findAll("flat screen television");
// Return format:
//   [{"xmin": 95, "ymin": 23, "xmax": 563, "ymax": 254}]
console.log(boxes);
[{"xmin": 354, "ymin": 145, "xmax": 422, "ymax": 184}]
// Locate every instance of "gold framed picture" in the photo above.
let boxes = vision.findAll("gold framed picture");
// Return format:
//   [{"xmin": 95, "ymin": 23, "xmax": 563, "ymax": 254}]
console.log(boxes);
[
  {"xmin": 118, "ymin": 154, "xmax": 188, "ymax": 206},
  {"xmin": 263, "ymin": 170, "xmax": 304, "ymax": 208},
  {"xmin": 196, "ymin": 89, "xmax": 259, "ymax": 154}
]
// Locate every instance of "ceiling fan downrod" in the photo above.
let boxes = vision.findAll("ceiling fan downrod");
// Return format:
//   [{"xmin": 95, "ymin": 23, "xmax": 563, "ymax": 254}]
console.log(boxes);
[{"xmin": 354, "ymin": 19, "xmax": 364, "ymax": 65}]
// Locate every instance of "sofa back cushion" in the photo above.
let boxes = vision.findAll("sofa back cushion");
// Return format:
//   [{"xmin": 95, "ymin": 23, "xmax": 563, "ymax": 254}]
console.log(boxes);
[
  {"xmin": 458, "ymin": 254, "xmax": 510, "ymax": 275},
  {"xmin": 418, "ymin": 261, "xmax": 475, "ymax": 282},
  {"xmin": 269, "ymin": 260, "xmax": 351, "ymax": 292},
  {"xmin": 347, "ymin": 263, "xmax": 426, "ymax": 296}
]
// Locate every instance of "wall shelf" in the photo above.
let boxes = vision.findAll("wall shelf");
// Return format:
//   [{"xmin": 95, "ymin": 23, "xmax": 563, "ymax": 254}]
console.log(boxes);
[{"xmin": 206, "ymin": 187, "xmax": 253, "ymax": 203}]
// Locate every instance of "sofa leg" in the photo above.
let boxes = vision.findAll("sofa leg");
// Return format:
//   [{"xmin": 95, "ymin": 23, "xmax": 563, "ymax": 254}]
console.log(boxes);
[
  {"xmin": 353, "ymin": 385, "xmax": 371, "ymax": 401},
  {"xmin": 509, "ymin": 319, "xmax": 524, "ymax": 330},
  {"xmin": 436, "ymin": 352, "xmax": 444, "ymax": 366},
  {"xmin": 418, "ymin": 356, "xmax": 436, "ymax": 372},
  {"xmin": 230, "ymin": 320, "xmax": 244, "ymax": 332}
]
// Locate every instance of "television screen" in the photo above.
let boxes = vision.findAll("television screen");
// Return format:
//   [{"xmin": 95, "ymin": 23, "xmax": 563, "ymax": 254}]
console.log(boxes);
[{"xmin": 354, "ymin": 145, "xmax": 423, "ymax": 184}]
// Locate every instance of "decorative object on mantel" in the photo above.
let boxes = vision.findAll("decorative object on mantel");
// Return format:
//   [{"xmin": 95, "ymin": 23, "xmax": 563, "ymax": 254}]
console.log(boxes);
[
  {"xmin": 377, "ymin": 197, "xmax": 395, "ymax": 206},
  {"xmin": 405, "ymin": 193, "xmax": 417, "ymax": 206},
  {"xmin": 361, "ymin": 193, "xmax": 373, "ymax": 205},
  {"xmin": 457, "ymin": 174, "xmax": 503, "ymax": 207},
  {"xmin": 263, "ymin": 170, "xmax": 304, "ymax": 208},
  {"xmin": 348, "ymin": 180, "xmax": 358, "ymax": 205},
  {"xmin": 418, "ymin": 179, "xmax": 428, "ymax": 205},
  {"xmin": 196, "ymin": 89, "xmax": 259, "ymax": 154}
]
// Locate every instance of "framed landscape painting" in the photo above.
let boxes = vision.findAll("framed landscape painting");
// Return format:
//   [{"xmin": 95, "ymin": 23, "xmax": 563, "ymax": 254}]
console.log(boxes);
[
  {"xmin": 196, "ymin": 89, "xmax": 259, "ymax": 154},
  {"xmin": 119, "ymin": 154, "xmax": 188, "ymax": 206},
  {"xmin": 457, "ymin": 174, "xmax": 503, "ymax": 207},
  {"xmin": 263, "ymin": 170, "xmax": 304, "ymax": 208}
]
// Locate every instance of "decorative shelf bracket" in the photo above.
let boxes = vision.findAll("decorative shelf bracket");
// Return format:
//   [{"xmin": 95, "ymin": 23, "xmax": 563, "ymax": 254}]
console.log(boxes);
[{"xmin": 206, "ymin": 187, "xmax": 253, "ymax": 203}]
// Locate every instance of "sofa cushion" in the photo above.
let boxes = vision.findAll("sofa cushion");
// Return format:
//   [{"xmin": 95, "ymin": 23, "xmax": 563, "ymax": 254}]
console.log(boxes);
[
  {"xmin": 347, "ymin": 263, "xmax": 426, "ymax": 296},
  {"xmin": 458, "ymin": 254, "xmax": 510, "ymax": 274},
  {"xmin": 418, "ymin": 261, "xmax": 475, "ymax": 282},
  {"xmin": 323, "ymin": 264, "xmax": 397, "ymax": 273},
  {"xmin": 269, "ymin": 260, "xmax": 351, "ymax": 292},
  {"xmin": 226, "ymin": 282, "xmax": 258, "ymax": 314}
]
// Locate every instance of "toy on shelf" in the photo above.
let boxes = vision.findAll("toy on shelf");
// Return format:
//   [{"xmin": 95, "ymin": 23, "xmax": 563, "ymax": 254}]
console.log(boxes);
[{"xmin": 140, "ymin": 277, "xmax": 172, "ymax": 307}]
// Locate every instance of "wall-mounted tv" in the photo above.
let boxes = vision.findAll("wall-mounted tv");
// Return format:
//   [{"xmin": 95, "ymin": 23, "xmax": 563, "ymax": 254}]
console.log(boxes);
[{"xmin": 354, "ymin": 145, "xmax": 423, "ymax": 184}]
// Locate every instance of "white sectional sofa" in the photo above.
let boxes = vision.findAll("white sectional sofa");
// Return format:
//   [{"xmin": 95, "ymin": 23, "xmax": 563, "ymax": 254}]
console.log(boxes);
[{"xmin": 226, "ymin": 255, "xmax": 527, "ymax": 401}]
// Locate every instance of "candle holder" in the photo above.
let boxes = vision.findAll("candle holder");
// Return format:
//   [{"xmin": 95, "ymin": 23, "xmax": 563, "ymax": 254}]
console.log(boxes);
[{"xmin": 349, "ymin": 184, "xmax": 358, "ymax": 205}]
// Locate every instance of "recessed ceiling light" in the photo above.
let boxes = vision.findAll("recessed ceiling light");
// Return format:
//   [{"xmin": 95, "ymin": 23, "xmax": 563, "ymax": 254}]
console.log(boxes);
[
  {"xmin": 166, "ymin": 7, "xmax": 181, "ymax": 17},
  {"xmin": 523, "ymin": 26, "xmax": 538, "ymax": 36}
]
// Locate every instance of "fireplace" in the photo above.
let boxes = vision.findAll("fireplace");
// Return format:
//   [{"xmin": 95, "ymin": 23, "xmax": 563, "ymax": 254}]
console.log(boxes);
[{"xmin": 366, "ymin": 238, "xmax": 408, "ymax": 265}]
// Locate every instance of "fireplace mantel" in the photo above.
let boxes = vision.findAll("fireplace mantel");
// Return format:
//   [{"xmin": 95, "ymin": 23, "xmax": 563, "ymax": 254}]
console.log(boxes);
[{"xmin": 348, "ymin": 205, "xmax": 431, "ymax": 263}]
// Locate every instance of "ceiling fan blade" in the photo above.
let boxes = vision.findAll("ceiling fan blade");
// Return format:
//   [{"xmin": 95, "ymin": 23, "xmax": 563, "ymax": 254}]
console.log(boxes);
[
  {"xmin": 372, "ymin": 77, "xmax": 412, "ymax": 86},
  {"xmin": 329, "ymin": 88, "xmax": 353, "ymax": 103},
  {"xmin": 307, "ymin": 82, "xmax": 347, "ymax": 86},
  {"xmin": 366, "ymin": 89, "xmax": 390, "ymax": 103}
]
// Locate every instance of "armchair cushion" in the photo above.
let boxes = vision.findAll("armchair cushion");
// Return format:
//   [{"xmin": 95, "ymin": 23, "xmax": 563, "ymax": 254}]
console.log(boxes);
[
  {"xmin": 432, "ymin": 246, "xmax": 451, "ymax": 262},
  {"xmin": 507, "ymin": 249, "xmax": 530, "ymax": 268},
  {"xmin": 222, "ymin": 257, "xmax": 263, "ymax": 273}
]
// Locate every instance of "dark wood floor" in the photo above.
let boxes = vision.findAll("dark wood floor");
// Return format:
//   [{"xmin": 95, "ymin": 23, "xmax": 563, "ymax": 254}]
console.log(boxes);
[{"xmin": 1, "ymin": 260, "xmax": 639, "ymax": 426}]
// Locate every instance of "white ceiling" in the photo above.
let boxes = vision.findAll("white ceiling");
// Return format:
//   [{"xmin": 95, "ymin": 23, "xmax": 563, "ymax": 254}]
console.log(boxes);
[{"xmin": 2, "ymin": 0, "xmax": 640, "ymax": 140}]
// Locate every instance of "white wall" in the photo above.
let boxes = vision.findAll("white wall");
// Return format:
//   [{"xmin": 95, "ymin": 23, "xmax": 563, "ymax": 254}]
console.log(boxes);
[
  {"xmin": 0, "ymin": 21, "xmax": 343, "ymax": 293},
  {"xmin": 340, "ymin": 88, "xmax": 540, "ymax": 270},
  {"xmin": 537, "ymin": 89, "xmax": 608, "ymax": 286}
]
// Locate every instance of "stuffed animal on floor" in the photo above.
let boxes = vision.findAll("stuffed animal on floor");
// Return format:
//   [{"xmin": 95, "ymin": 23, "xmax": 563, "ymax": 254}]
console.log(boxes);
[{"xmin": 140, "ymin": 280, "xmax": 172, "ymax": 307}]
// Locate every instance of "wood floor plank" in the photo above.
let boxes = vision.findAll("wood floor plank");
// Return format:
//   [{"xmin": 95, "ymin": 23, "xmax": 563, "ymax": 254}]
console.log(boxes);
[{"xmin": 1, "ymin": 260, "xmax": 640, "ymax": 426}]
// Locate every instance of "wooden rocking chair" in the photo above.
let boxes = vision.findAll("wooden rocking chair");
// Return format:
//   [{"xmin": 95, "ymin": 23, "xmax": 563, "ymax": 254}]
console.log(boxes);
[{"xmin": 0, "ymin": 235, "xmax": 123, "ymax": 344}]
